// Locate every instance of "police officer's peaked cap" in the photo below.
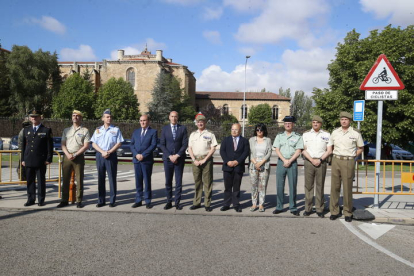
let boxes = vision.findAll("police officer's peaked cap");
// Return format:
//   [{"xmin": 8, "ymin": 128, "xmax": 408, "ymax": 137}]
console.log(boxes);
[
  {"xmin": 282, "ymin": 116, "xmax": 296, "ymax": 123},
  {"xmin": 339, "ymin": 111, "xmax": 352, "ymax": 120},
  {"xmin": 28, "ymin": 109, "xmax": 42, "ymax": 117},
  {"xmin": 312, "ymin": 115, "xmax": 323, "ymax": 123},
  {"xmin": 103, "ymin": 109, "xmax": 111, "ymax": 115}
]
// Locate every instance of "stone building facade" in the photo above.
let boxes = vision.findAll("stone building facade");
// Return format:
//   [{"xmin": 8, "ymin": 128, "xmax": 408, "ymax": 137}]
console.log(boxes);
[
  {"xmin": 58, "ymin": 48, "xmax": 196, "ymax": 113},
  {"xmin": 195, "ymin": 91, "xmax": 291, "ymax": 124}
]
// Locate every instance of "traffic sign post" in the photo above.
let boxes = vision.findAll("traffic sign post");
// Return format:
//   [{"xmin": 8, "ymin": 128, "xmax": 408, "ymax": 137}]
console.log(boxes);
[{"xmin": 360, "ymin": 54, "xmax": 405, "ymax": 208}]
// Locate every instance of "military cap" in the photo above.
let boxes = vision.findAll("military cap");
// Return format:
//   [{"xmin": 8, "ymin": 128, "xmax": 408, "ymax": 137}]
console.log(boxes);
[
  {"xmin": 195, "ymin": 114, "xmax": 206, "ymax": 121},
  {"xmin": 339, "ymin": 111, "xmax": 352, "ymax": 120},
  {"xmin": 103, "ymin": 109, "xmax": 111, "ymax": 116},
  {"xmin": 282, "ymin": 116, "xmax": 296, "ymax": 123},
  {"xmin": 312, "ymin": 115, "xmax": 323, "ymax": 123},
  {"xmin": 72, "ymin": 110, "xmax": 83, "ymax": 117},
  {"xmin": 28, "ymin": 109, "xmax": 42, "ymax": 117}
]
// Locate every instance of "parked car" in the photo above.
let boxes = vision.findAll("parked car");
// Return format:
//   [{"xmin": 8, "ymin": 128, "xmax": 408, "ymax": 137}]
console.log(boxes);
[
  {"xmin": 391, "ymin": 144, "xmax": 414, "ymax": 160},
  {"xmin": 366, "ymin": 143, "xmax": 376, "ymax": 159},
  {"xmin": 53, "ymin": 137, "xmax": 63, "ymax": 154},
  {"xmin": 153, "ymin": 138, "xmax": 162, "ymax": 158},
  {"xmin": 116, "ymin": 139, "xmax": 132, "ymax": 157},
  {"xmin": 85, "ymin": 141, "xmax": 96, "ymax": 156},
  {"xmin": 0, "ymin": 138, "xmax": 3, "ymax": 150},
  {"xmin": 10, "ymin": 135, "xmax": 19, "ymax": 150}
]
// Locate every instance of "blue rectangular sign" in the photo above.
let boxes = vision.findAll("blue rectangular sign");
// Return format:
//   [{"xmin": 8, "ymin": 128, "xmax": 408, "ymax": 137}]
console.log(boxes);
[{"xmin": 353, "ymin": 100, "xmax": 365, "ymax": 121}]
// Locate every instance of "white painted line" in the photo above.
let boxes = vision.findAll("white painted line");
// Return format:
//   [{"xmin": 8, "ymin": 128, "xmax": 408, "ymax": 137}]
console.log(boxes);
[
  {"xmin": 358, "ymin": 223, "xmax": 395, "ymax": 240},
  {"xmin": 340, "ymin": 219, "xmax": 414, "ymax": 268}
]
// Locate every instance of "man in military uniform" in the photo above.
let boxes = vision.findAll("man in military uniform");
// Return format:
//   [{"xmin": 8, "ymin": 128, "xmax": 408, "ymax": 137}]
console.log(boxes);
[
  {"xmin": 272, "ymin": 116, "xmax": 303, "ymax": 216},
  {"xmin": 188, "ymin": 114, "xmax": 218, "ymax": 212},
  {"xmin": 21, "ymin": 109, "xmax": 53, "ymax": 206},
  {"xmin": 329, "ymin": 112, "xmax": 364, "ymax": 222},
  {"xmin": 57, "ymin": 110, "xmax": 90, "ymax": 208},
  {"xmin": 302, "ymin": 115, "xmax": 332, "ymax": 218},
  {"xmin": 90, "ymin": 109, "xmax": 124, "ymax": 208}
]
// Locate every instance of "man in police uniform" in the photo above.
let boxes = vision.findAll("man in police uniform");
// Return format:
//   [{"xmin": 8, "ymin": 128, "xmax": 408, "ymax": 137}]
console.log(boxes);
[
  {"xmin": 188, "ymin": 114, "xmax": 218, "ymax": 212},
  {"xmin": 91, "ymin": 109, "xmax": 124, "ymax": 208},
  {"xmin": 302, "ymin": 115, "xmax": 332, "ymax": 218},
  {"xmin": 21, "ymin": 109, "xmax": 53, "ymax": 206},
  {"xmin": 273, "ymin": 116, "xmax": 303, "ymax": 216},
  {"xmin": 329, "ymin": 112, "xmax": 364, "ymax": 222},
  {"xmin": 57, "ymin": 110, "xmax": 90, "ymax": 208}
]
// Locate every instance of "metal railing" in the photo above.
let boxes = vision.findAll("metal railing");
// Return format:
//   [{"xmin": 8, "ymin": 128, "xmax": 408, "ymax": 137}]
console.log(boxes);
[
  {"xmin": 354, "ymin": 159, "xmax": 414, "ymax": 195},
  {"xmin": 0, "ymin": 150, "xmax": 62, "ymax": 188}
]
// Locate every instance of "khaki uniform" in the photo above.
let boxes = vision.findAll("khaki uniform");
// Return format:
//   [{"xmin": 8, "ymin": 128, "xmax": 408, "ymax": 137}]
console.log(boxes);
[
  {"xmin": 189, "ymin": 129, "xmax": 217, "ymax": 207},
  {"xmin": 302, "ymin": 129, "xmax": 331, "ymax": 213},
  {"xmin": 329, "ymin": 126, "xmax": 363, "ymax": 216},
  {"xmin": 61, "ymin": 126, "xmax": 90, "ymax": 203}
]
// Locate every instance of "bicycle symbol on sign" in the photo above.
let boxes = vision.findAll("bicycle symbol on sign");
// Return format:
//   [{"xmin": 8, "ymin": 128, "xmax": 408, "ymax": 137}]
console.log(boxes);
[{"xmin": 372, "ymin": 67, "xmax": 392, "ymax": 84}]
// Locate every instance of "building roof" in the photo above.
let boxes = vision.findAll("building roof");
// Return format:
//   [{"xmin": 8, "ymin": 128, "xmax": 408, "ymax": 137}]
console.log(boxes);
[
  {"xmin": 58, "ymin": 61, "xmax": 102, "ymax": 64},
  {"xmin": 0, "ymin": 48, "xmax": 11, "ymax": 53},
  {"xmin": 196, "ymin": 91, "xmax": 290, "ymax": 101}
]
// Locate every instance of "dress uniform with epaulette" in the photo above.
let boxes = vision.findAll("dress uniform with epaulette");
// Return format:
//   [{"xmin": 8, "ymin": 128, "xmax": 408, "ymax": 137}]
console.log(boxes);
[
  {"xmin": 272, "ymin": 116, "xmax": 304, "ymax": 215},
  {"xmin": 21, "ymin": 110, "xmax": 53, "ymax": 206},
  {"xmin": 90, "ymin": 109, "xmax": 124, "ymax": 207}
]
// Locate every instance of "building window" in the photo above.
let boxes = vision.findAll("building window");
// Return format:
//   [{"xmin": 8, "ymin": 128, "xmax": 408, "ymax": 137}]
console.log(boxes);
[
  {"xmin": 222, "ymin": 104, "xmax": 229, "ymax": 115},
  {"xmin": 272, "ymin": 105, "xmax": 279, "ymax": 120},
  {"xmin": 196, "ymin": 104, "xmax": 200, "ymax": 112},
  {"xmin": 241, "ymin": 104, "xmax": 248, "ymax": 119},
  {"xmin": 126, "ymin": 68, "xmax": 135, "ymax": 87}
]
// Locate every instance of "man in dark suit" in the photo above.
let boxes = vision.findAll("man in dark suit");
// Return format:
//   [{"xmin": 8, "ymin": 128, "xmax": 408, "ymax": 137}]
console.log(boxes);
[
  {"xmin": 21, "ymin": 109, "xmax": 53, "ymax": 207},
  {"xmin": 219, "ymin": 123, "xmax": 250, "ymax": 212},
  {"xmin": 159, "ymin": 111, "xmax": 188, "ymax": 210},
  {"xmin": 130, "ymin": 114, "xmax": 157, "ymax": 209}
]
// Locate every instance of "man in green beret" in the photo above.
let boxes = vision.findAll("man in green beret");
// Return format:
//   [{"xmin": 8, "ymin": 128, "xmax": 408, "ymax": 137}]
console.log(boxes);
[{"xmin": 329, "ymin": 111, "xmax": 364, "ymax": 222}]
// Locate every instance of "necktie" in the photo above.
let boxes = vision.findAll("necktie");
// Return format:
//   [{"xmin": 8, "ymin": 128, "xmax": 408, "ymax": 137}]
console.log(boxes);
[
  {"xmin": 141, "ymin": 128, "xmax": 146, "ymax": 138},
  {"xmin": 172, "ymin": 125, "xmax": 177, "ymax": 140},
  {"xmin": 233, "ymin": 137, "xmax": 237, "ymax": 151}
]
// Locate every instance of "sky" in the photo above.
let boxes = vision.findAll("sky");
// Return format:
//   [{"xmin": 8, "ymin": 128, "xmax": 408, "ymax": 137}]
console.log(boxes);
[{"xmin": 1, "ymin": 0, "xmax": 414, "ymax": 95}]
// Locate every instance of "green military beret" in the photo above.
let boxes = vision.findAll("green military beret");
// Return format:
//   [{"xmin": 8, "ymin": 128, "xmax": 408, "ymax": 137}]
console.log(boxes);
[{"xmin": 339, "ymin": 111, "xmax": 352, "ymax": 120}]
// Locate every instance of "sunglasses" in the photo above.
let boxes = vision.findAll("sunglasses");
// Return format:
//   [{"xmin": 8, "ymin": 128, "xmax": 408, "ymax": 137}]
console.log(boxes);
[{"xmin": 256, "ymin": 129, "xmax": 263, "ymax": 132}]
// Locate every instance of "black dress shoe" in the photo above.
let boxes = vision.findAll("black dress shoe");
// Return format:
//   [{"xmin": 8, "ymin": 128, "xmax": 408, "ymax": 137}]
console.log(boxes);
[
  {"xmin": 176, "ymin": 204, "xmax": 183, "ymax": 210},
  {"xmin": 189, "ymin": 205, "xmax": 201, "ymax": 210},
  {"xmin": 132, "ymin": 202, "xmax": 142, "ymax": 208},
  {"xmin": 272, "ymin": 209, "xmax": 282, "ymax": 214},
  {"xmin": 109, "ymin": 203, "xmax": 116, "ymax": 208},
  {"xmin": 24, "ymin": 201, "xmax": 35, "ymax": 207},
  {"xmin": 234, "ymin": 206, "xmax": 242, "ymax": 213},
  {"xmin": 345, "ymin": 216, "xmax": 353, "ymax": 222},
  {"xmin": 316, "ymin": 212, "xmax": 325, "ymax": 218},
  {"xmin": 220, "ymin": 206, "xmax": 230, "ymax": 211},
  {"xmin": 96, "ymin": 203, "xmax": 105, "ymax": 208},
  {"xmin": 291, "ymin": 210, "xmax": 300, "ymax": 216},
  {"xmin": 205, "ymin": 207, "xmax": 212, "ymax": 212},
  {"xmin": 303, "ymin": 211, "xmax": 312, "ymax": 217},
  {"xmin": 76, "ymin": 202, "xmax": 83, "ymax": 208},
  {"xmin": 57, "ymin": 202, "xmax": 68, "ymax": 208},
  {"xmin": 330, "ymin": 214, "xmax": 338, "ymax": 220},
  {"xmin": 38, "ymin": 202, "xmax": 45, "ymax": 207},
  {"xmin": 146, "ymin": 204, "xmax": 152, "ymax": 209},
  {"xmin": 164, "ymin": 202, "xmax": 173, "ymax": 210}
]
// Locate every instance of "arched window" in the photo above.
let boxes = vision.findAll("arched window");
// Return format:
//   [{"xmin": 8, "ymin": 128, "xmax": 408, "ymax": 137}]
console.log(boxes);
[
  {"xmin": 126, "ymin": 68, "xmax": 135, "ymax": 87},
  {"xmin": 222, "ymin": 104, "xmax": 229, "ymax": 115},
  {"xmin": 272, "ymin": 105, "xmax": 279, "ymax": 120},
  {"xmin": 241, "ymin": 104, "xmax": 248, "ymax": 119}
]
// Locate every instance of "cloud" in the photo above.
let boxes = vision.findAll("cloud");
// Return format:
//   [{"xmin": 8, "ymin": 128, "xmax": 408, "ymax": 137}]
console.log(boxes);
[
  {"xmin": 233, "ymin": 0, "xmax": 331, "ymax": 48},
  {"xmin": 110, "ymin": 38, "xmax": 167, "ymax": 60},
  {"xmin": 202, "ymin": 6, "xmax": 223, "ymax": 20},
  {"xmin": 223, "ymin": 0, "xmax": 267, "ymax": 12},
  {"xmin": 360, "ymin": 0, "xmax": 414, "ymax": 26},
  {"xmin": 203, "ymin": 31, "xmax": 222, "ymax": 45},
  {"xmin": 25, "ymin": 16, "xmax": 66, "ymax": 35},
  {"xmin": 60, "ymin": 45, "xmax": 97, "ymax": 61},
  {"xmin": 197, "ymin": 47, "xmax": 335, "ymax": 95}
]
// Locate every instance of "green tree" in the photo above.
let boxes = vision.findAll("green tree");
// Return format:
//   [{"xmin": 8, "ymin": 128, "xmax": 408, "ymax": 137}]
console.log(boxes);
[
  {"xmin": 0, "ymin": 43, "xmax": 12, "ymax": 116},
  {"xmin": 313, "ymin": 25, "xmax": 414, "ymax": 145},
  {"xmin": 6, "ymin": 45, "xmax": 61, "ymax": 117},
  {"xmin": 278, "ymin": 87, "xmax": 291, "ymax": 98},
  {"xmin": 248, "ymin": 103, "xmax": 273, "ymax": 125},
  {"xmin": 94, "ymin": 77, "xmax": 140, "ymax": 120},
  {"xmin": 52, "ymin": 73, "xmax": 95, "ymax": 119},
  {"xmin": 291, "ymin": 90, "xmax": 313, "ymax": 126}
]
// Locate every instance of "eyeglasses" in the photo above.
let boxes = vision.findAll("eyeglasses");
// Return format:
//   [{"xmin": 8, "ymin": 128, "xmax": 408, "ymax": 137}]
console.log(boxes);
[{"xmin": 256, "ymin": 129, "xmax": 263, "ymax": 132}]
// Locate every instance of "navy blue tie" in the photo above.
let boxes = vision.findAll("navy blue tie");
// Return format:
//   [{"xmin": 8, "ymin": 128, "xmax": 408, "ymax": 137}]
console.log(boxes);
[{"xmin": 172, "ymin": 125, "xmax": 177, "ymax": 140}]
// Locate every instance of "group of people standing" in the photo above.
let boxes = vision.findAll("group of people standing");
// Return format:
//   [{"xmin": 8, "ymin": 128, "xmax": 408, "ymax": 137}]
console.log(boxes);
[{"xmin": 19, "ymin": 108, "xmax": 363, "ymax": 222}]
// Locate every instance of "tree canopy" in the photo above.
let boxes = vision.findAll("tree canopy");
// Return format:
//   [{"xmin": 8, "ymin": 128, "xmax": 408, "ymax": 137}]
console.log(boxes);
[
  {"xmin": 248, "ymin": 103, "xmax": 273, "ymax": 125},
  {"xmin": 313, "ymin": 25, "xmax": 414, "ymax": 146},
  {"xmin": 291, "ymin": 90, "xmax": 313, "ymax": 127},
  {"xmin": 52, "ymin": 73, "xmax": 95, "ymax": 119},
  {"xmin": 94, "ymin": 77, "xmax": 140, "ymax": 120},
  {"xmin": 0, "ymin": 44, "xmax": 12, "ymax": 116}
]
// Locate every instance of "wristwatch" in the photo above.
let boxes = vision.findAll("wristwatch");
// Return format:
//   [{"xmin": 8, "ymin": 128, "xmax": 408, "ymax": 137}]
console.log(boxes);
[
  {"xmin": 320, "ymin": 158, "xmax": 323, "ymax": 162},
  {"xmin": 73, "ymin": 153, "xmax": 77, "ymax": 157}
]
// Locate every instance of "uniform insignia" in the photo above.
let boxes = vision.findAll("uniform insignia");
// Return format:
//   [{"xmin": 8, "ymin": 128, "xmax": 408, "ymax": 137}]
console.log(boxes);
[
  {"xmin": 203, "ymin": 136, "xmax": 211, "ymax": 140},
  {"xmin": 28, "ymin": 132, "xmax": 31, "ymax": 135},
  {"xmin": 96, "ymin": 128, "xmax": 100, "ymax": 134}
]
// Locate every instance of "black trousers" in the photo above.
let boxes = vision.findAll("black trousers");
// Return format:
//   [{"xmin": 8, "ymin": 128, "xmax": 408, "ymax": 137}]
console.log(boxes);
[
  {"xmin": 26, "ymin": 165, "xmax": 47, "ymax": 203},
  {"xmin": 223, "ymin": 170, "xmax": 243, "ymax": 207}
]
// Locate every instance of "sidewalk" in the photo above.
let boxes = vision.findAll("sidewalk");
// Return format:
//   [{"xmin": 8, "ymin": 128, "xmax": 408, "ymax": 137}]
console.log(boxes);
[{"xmin": 1, "ymin": 164, "xmax": 413, "ymax": 224}]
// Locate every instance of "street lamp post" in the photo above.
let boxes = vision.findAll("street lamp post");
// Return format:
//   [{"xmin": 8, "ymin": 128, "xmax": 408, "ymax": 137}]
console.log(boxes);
[{"xmin": 242, "ymin": 55, "xmax": 250, "ymax": 137}]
